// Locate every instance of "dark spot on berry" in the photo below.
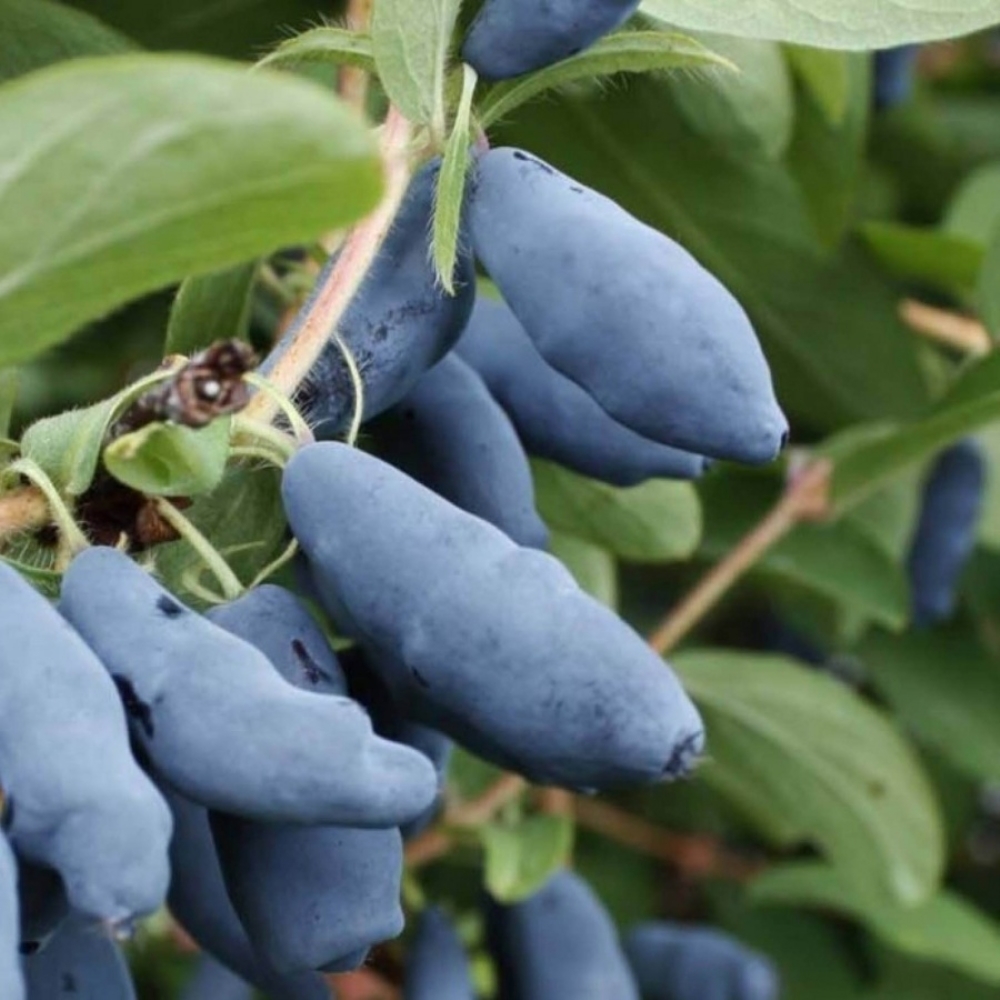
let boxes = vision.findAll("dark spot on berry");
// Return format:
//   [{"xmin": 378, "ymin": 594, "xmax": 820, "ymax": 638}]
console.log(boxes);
[
  {"xmin": 61, "ymin": 971, "xmax": 77, "ymax": 992},
  {"xmin": 411, "ymin": 667, "xmax": 431, "ymax": 689},
  {"xmin": 156, "ymin": 595, "xmax": 184, "ymax": 618},
  {"xmin": 569, "ymin": 186, "xmax": 584, "ymax": 194},
  {"xmin": 112, "ymin": 676, "xmax": 155, "ymax": 739},
  {"xmin": 19, "ymin": 941, "xmax": 40, "ymax": 956},
  {"xmin": 291, "ymin": 639, "xmax": 333, "ymax": 687}
]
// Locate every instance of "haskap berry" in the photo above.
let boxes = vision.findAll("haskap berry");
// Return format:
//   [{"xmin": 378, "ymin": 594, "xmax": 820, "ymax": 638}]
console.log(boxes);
[
  {"xmin": 180, "ymin": 955, "xmax": 254, "ymax": 1000},
  {"xmin": 0, "ymin": 562, "xmax": 171, "ymax": 925},
  {"xmin": 463, "ymin": 0, "xmax": 641, "ymax": 80},
  {"xmin": 283, "ymin": 443, "xmax": 704, "ymax": 791},
  {"xmin": 263, "ymin": 159, "xmax": 475, "ymax": 436},
  {"xmin": 624, "ymin": 923, "xmax": 780, "ymax": 1000},
  {"xmin": 468, "ymin": 148, "xmax": 788, "ymax": 465},
  {"xmin": 59, "ymin": 548, "xmax": 438, "ymax": 828},
  {"xmin": 874, "ymin": 45, "xmax": 919, "ymax": 110},
  {"xmin": 208, "ymin": 586, "xmax": 406, "ymax": 975},
  {"xmin": 906, "ymin": 439, "xmax": 986, "ymax": 627},
  {"xmin": 0, "ymin": 834, "xmax": 24, "ymax": 1000},
  {"xmin": 371, "ymin": 352, "xmax": 549, "ymax": 549},
  {"xmin": 488, "ymin": 869, "xmax": 640, "ymax": 999},
  {"xmin": 404, "ymin": 908, "xmax": 475, "ymax": 1000},
  {"xmin": 456, "ymin": 298, "xmax": 709, "ymax": 486}
]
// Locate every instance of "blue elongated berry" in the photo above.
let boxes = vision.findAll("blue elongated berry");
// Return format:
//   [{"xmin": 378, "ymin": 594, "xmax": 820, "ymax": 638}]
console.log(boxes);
[
  {"xmin": 0, "ymin": 835, "xmax": 24, "ymax": 1000},
  {"xmin": 624, "ymin": 923, "xmax": 780, "ymax": 1000},
  {"xmin": 468, "ymin": 149, "xmax": 788, "ymax": 465},
  {"xmin": 907, "ymin": 439, "xmax": 986, "ymax": 627},
  {"xmin": 283, "ymin": 443, "xmax": 704, "ymax": 791},
  {"xmin": 874, "ymin": 46, "xmax": 919, "ymax": 110},
  {"xmin": 463, "ymin": 0, "xmax": 641, "ymax": 80},
  {"xmin": 488, "ymin": 870, "xmax": 640, "ymax": 999},
  {"xmin": 0, "ymin": 563, "xmax": 170, "ymax": 923},
  {"xmin": 207, "ymin": 587, "xmax": 406, "ymax": 974},
  {"xmin": 17, "ymin": 861, "xmax": 68, "ymax": 955},
  {"xmin": 456, "ymin": 298, "xmax": 708, "ymax": 486},
  {"xmin": 404, "ymin": 908, "xmax": 474, "ymax": 1000},
  {"xmin": 181, "ymin": 955, "xmax": 255, "ymax": 1000},
  {"xmin": 161, "ymin": 782, "xmax": 329, "ymax": 1000},
  {"xmin": 59, "ymin": 549, "xmax": 438, "ymax": 828},
  {"xmin": 372, "ymin": 352, "xmax": 549, "ymax": 548},
  {"xmin": 263, "ymin": 160, "xmax": 475, "ymax": 435},
  {"xmin": 22, "ymin": 915, "xmax": 135, "ymax": 1000}
]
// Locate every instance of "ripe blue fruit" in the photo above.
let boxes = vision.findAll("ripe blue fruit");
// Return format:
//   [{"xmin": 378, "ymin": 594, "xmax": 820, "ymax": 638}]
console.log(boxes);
[
  {"xmin": 404, "ymin": 908, "xmax": 474, "ymax": 1000},
  {"xmin": 208, "ymin": 586, "xmax": 406, "ymax": 975},
  {"xmin": 0, "ymin": 835, "xmax": 24, "ymax": 1000},
  {"xmin": 487, "ymin": 869, "xmax": 640, "ymax": 999},
  {"xmin": 468, "ymin": 149, "xmax": 788, "ymax": 465},
  {"xmin": 283, "ymin": 443, "xmax": 705, "ymax": 791},
  {"xmin": 181, "ymin": 955, "xmax": 254, "ymax": 1000},
  {"xmin": 462, "ymin": 0, "xmax": 641, "ymax": 80},
  {"xmin": 59, "ymin": 548, "xmax": 438, "ymax": 827},
  {"xmin": 456, "ymin": 298, "xmax": 709, "ymax": 486},
  {"xmin": 161, "ymin": 782, "xmax": 330, "ymax": 1000},
  {"xmin": 263, "ymin": 160, "xmax": 475, "ymax": 436},
  {"xmin": 372, "ymin": 352, "xmax": 549, "ymax": 548},
  {"xmin": 22, "ymin": 915, "xmax": 135, "ymax": 1000},
  {"xmin": 17, "ymin": 861, "xmax": 68, "ymax": 955},
  {"xmin": 0, "ymin": 562, "xmax": 170, "ymax": 924},
  {"xmin": 874, "ymin": 46, "xmax": 919, "ymax": 110},
  {"xmin": 624, "ymin": 923, "xmax": 780, "ymax": 1000},
  {"xmin": 907, "ymin": 439, "xmax": 986, "ymax": 627}
]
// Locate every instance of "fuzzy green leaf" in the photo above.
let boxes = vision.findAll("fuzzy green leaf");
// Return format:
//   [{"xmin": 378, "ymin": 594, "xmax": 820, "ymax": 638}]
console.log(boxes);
[
  {"xmin": 165, "ymin": 262, "xmax": 258, "ymax": 357},
  {"xmin": 256, "ymin": 27, "xmax": 376, "ymax": 76},
  {"xmin": 482, "ymin": 816, "xmax": 575, "ymax": 904}
]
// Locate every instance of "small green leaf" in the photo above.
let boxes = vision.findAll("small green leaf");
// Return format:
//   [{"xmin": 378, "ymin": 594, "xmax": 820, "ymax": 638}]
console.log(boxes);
[
  {"xmin": 447, "ymin": 747, "xmax": 506, "ymax": 801},
  {"xmin": 0, "ymin": 0, "xmax": 133, "ymax": 84},
  {"xmin": 482, "ymin": 816, "xmax": 575, "ymax": 904},
  {"xmin": 103, "ymin": 419, "xmax": 231, "ymax": 497},
  {"xmin": 861, "ymin": 222, "xmax": 983, "ymax": 296},
  {"xmin": 165, "ymin": 261, "xmax": 258, "ymax": 356},
  {"xmin": 977, "ymin": 229, "xmax": 1000, "ymax": 340},
  {"xmin": 0, "ymin": 370, "xmax": 17, "ymax": 439},
  {"xmin": 784, "ymin": 46, "xmax": 851, "ymax": 125},
  {"xmin": 675, "ymin": 650, "xmax": 945, "ymax": 906},
  {"xmin": 371, "ymin": 0, "xmax": 461, "ymax": 134},
  {"xmin": 752, "ymin": 862, "xmax": 1000, "ymax": 986},
  {"xmin": 0, "ymin": 53, "xmax": 382, "ymax": 366},
  {"xmin": 532, "ymin": 459, "xmax": 701, "ymax": 563},
  {"xmin": 256, "ymin": 27, "xmax": 376, "ymax": 76},
  {"xmin": 548, "ymin": 532, "xmax": 618, "ymax": 609},
  {"xmin": 0, "ymin": 554, "xmax": 61, "ymax": 598},
  {"xmin": 944, "ymin": 162, "xmax": 1000, "ymax": 244},
  {"xmin": 478, "ymin": 30, "xmax": 732, "ymax": 129},
  {"xmin": 433, "ymin": 64, "xmax": 476, "ymax": 294}
]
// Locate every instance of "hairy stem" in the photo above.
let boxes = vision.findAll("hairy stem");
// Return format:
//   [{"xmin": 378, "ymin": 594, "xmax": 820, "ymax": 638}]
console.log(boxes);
[
  {"xmin": 339, "ymin": 0, "xmax": 374, "ymax": 113},
  {"xmin": 900, "ymin": 298, "xmax": 992, "ymax": 356},
  {"xmin": 0, "ymin": 486, "xmax": 50, "ymax": 542},
  {"xmin": 244, "ymin": 106, "xmax": 415, "ymax": 425},
  {"xmin": 648, "ymin": 460, "xmax": 834, "ymax": 655}
]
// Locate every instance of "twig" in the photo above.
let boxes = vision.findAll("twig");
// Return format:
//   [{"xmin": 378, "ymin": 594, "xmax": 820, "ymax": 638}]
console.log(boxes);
[
  {"xmin": 900, "ymin": 298, "xmax": 992, "ymax": 357},
  {"xmin": 0, "ymin": 486, "xmax": 50, "ymax": 542},
  {"xmin": 405, "ymin": 774, "xmax": 527, "ymax": 869},
  {"xmin": 648, "ymin": 460, "xmax": 834, "ymax": 655},
  {"xmin": 245, "ymin": 106, "xmax": 414, "ymax": 425},
  {"xmin": 573, "ymin": 798, "xmax": 763, "ymax": 882}
]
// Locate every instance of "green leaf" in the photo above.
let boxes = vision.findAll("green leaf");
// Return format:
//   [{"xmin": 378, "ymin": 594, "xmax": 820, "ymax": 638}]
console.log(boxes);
[
  {"xmin": 752, "ymin": 862, "xmax": 1000, "ymax": 986},
  {"xmin": 639, "ymin": 0, "xmax": 1000, "ymax": 49},
  {"xmin": 860, "ymin": 222, "xmax": 984, "ymax": 296},
  {"xmin": 670, "ymin": 34, "xmax": 794, "ymax": 160},
  {"xmin": 165, "ymin": 262, "xmax": 258, "ymax": 356},
  {"xmin": 256, "ymin": 27, "xmax": 376, "ymax": 76},
  {"xmin": 859, "ymin": 625, "xmax": 1000, "ymax": 785},
  {"xmin": 0, "ymin": 554, "xmax": 61, "ymax": 598},
  {"xmin": 477, "ymin": 30, "xmax": 733, "ymax": 130},
  {"xmin": 532, "ymin": 459, "xmax": 701, "ymax": 563},
  {"xmin": 784, "ymin": 46, "xmax": 851, "ymax": 126},
  {"xmin": 0, "ymin": 370, "xmax": 17, "ymax": 439},
  {"xmin": 0, "ymin": 53, "xmax": 381, "ymax": 366},
  {"xmin": 103, "ymin": 419, "xmax": 231, "ymax": 497},
  {"xmin": 977, "ymin": 229, "xmax": 1000, "ymax": 340},
  {"xmin": 944, "ymin": 162, "xmax": 1000, "ymax": 244},
  {"xmin": 481, "ymin": 815, "xmax": 575, "ymax": 904},
  {"xmin": 699, "ymin": 469, "xmax": 909, "ymax": 629},
  {"xmin": 0, "ymin": 0, "xmax": 133, "ymax": 84},
  {"xmin": 370, "ymin": 0, "xmax": 461, "ymax": 133},
  {"xmin": 675, "ymin": 650, "xmax": 945, "ymax": 905},
  {"xmin": 548, "ymin": 532, "xmax": 619, "ymax": 609},
  {"xmin": 496, "ymin": 76, "xmax": 929, "ymax": 433},
  {"xmin": 432, "ymin": 64, "xmax": 476, "ymax": 294}
]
